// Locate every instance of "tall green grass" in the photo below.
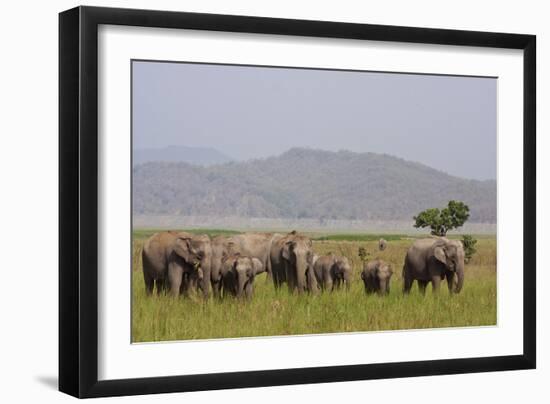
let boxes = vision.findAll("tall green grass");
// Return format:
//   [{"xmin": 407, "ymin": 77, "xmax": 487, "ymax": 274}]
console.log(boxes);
[{"xmin": 131, "ymin": 233, "xmax": 496, "ymax": 342}]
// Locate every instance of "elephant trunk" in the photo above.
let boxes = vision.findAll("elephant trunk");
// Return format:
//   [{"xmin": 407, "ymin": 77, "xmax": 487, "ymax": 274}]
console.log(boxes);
[
  {"xmin": 344, "ymin": 273, "xmax": 351, "ymax": 291},
  {"xmin": 295, "ymin": 257, "xmax": 308, "ymax": 292},
  {"xmin": 199, "ymin": 255, "xmax": 211, "ymax": 298},
  {"xmin": 378, "ymin": 278, "xmax": 388, "ymax": 295},
  {"xmin": 236, "ymin": 272, "xmax": 247, "ymax": 298},
  {"xmin": 307, "ymin": 267, "xmax": 319, "ymax": 294},
  {"xmin": 454, "ymin": 264, "xmax": 464, "ymax": 293}
]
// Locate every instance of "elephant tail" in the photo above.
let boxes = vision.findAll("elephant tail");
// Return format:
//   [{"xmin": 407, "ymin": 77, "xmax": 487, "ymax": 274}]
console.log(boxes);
[
  {"xmin": 141, "ymin": 245, "xmax": 149, "ymax": 272},
  {"xmin": 402, "ymin": 256, "xmax": 409, "ymax": 279}
]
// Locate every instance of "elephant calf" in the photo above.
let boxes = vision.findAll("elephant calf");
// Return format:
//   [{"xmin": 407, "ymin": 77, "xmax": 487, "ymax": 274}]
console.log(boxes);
[
  {"xmin": 361, "ymin": 259, "xmax": 393, "ymax": 295},
  {"xmin": 220, "ymin": 253, "xmax": 264, "ymax": 299},
  {"xmin": 313, "ymin": 254, "xmax": 352, "ymax": 291}
]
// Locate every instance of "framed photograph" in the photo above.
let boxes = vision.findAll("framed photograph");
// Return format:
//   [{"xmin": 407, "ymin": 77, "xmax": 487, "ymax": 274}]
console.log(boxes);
[{"xmin": 59, "ymin": 6, "xmax": 536, "ymax": 398}]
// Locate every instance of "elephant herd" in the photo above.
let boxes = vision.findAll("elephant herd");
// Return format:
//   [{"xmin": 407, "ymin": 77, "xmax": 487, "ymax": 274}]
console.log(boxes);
[{"xmin": 141, "ymin": 230, "xmax": 465, "ymax": 300}]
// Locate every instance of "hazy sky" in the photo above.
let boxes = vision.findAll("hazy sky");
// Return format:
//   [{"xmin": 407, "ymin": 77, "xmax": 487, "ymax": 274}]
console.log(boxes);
[{"xmin": 133, "ymin": 61, "xmax": 496, "ymax": 180}]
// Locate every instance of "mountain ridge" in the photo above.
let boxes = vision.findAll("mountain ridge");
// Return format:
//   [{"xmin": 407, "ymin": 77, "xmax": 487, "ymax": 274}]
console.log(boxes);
[
  {"xmin": 133, "ymin": 147, "xmax": 496, "ymax": 223},
  {"xmin": 133, "ymin": 145, "xmax": 234, "ymax": 166}
]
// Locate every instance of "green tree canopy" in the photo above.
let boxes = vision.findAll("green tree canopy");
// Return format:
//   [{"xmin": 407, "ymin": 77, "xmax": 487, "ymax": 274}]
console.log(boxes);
[
  {"xmin": 461, "ymin": 234, "xmax": 478, "ymax": 263},
  {"xmin": 413, "ymin": 200, "xmax": 470, "ymax": 236}
]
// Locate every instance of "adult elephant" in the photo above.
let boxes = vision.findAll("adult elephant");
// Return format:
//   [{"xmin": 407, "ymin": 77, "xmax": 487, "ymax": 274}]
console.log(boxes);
[
  {"xmin": 220, "ymin": 253, "xmax": 264, "ymax": 298},
  {"xmin": 210, "ymin": 233, "xmax": 276, "ymax": 298},
  {"xmin": 313, "ymin": 254, "xmax": 352, "ymax": 291},
  {"xmin": 402, "ymin": 237, "xmax": 464, "ymax": 294},
  {"xmin": 270, "ymin": 231, "xmax": 317, "ymax": 293},
  {"xmin": 141, "ymin": 231, "xmax": 211, "ymax": 298}
]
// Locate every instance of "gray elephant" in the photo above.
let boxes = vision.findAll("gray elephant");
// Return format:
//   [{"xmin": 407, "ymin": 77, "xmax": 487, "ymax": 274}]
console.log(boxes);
[
  {"xmin": 378, "ymin": 238, "xmax": 387, "ymax": 251},
  {"xmin": 220, "ymin": 253, "xmax": 264, "ymax": 298},
  {"xmin": 403, "ymin": 237, "xmax": 465, "ymax": 294},
  {"xmin": 313, "ymin": 254, "xmax": 352, "ymax": 291},
  {"xmin": 226, "ymin": 233, "xmax": 276, "ymax": 276},
  {"xmin": 361, "ymin": 259, "xmax": 393, "ymax": 295},
  {"xmin": 141, "ymin": 231, "xmax": 210, "ymax": 298},
  {"xmin": 270, "ymin": 231, "xmax": 317, "ymax": 293},
  {"xmin": 210, "ymin": 233, "xmax": 275, "ymax": 298}
]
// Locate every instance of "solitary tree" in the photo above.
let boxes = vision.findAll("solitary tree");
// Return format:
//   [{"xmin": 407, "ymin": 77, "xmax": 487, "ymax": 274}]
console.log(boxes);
[{"xmin": 413, "ymin": 200, "xmax": 470, "ymax": 236}]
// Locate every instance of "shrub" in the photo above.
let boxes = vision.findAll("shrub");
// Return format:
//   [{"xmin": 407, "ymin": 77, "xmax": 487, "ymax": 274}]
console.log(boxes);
[{"xmin": 462, "ymin": 234, "xmax": 478, "ymax": 263}]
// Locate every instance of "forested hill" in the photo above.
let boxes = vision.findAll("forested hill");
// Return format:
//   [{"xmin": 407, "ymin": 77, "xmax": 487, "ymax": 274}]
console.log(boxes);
[{"xmin": 133, "ymin": 148, "xmax": 496, "ymax": 222}]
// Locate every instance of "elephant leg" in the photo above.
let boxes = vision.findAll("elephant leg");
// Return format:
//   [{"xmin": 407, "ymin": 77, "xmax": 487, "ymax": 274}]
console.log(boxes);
[
  {"xmin": 211, "ymin": 279, "xmax": 222, "ymax": 299},
  {"xmin": 286, "ymin": 264, "xmax": 296, "ymax": 292},
  {"xmin": 155, "ymin": 278, "xmax": 165, "ymax": 296},
  {"xmin": 265, "ymin": 265, "xmax": 273, "ymax": 281},
  {"xmin": 143, "ymin": 272, "xmax": 154, "ymax": 296},
  {"xmin": 287, "ymin": 275, "xmax": 296, "ymax": 292},
  {"xmin": 245, "ymin": 281, "xmax": 254, "ymax": 299},
  {"xmin": 431, "ymin": 276, "xmax": 441, "ymax": 293},
  {"xmin": 322, "ymin": 271, "xmax": 332, "ymax": 292},
  {"xmin": 179, "ymin": 273, "xmax": 189, "ymax": 297},
  {"xmin": 168, "ymin": 263, "xmax": 183, "ymax": 298},
  {"xmin": 272, "ymin": 270, "xmax": 281, "ymax": 289},
  {"xmin": 199, "ymin": 278, "xmax": 209, "ymax": 299},
  {"xmin": 272, "ymin": 272, "xmax": 279, "ymax": 289},
  {"xmin": 403, "ymin": 273, "xmax": 413, "ymax": 294},
  {"xmin": 417, "ymin": 280, "xmax": 428, "ymax": 295}
]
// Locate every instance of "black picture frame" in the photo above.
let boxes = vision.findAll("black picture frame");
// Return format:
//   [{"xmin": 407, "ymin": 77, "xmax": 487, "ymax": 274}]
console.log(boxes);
[{"xmin": 59, "ymin": 5, "xmax": 536, "ymax": 398}]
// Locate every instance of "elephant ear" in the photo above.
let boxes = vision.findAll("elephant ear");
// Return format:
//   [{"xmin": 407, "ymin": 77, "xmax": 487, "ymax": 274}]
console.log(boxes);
[
  {"xmin": 251, "ymin": 258, "xmax": 264, "ymax": 275},
  {"xmin": 220, "ymin": 254, "xmax": 233, "ymax": 275},
  {"xmin": 433, "ymin": 245, "xmax": 447, "ymax": 265},
  {"xmin": 232, "ymin": 257, "xmax": 240, "ymax": 272},
  {"xmin": 282, "ymin": 241, "xmax": 294, "ymax": 261},
  {"xmin": 173, "ymin": 237, "xmax": 192, "ymax": 262},
  {"xmin": 378, "ymin": 262, "xmax": 392, "ymax": 276},
  {"xmin": 331, "ymin": 261, "xmax": 342, "ymax": 275}
]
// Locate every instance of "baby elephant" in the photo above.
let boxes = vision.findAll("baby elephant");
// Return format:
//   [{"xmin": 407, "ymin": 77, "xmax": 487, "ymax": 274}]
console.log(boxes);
[
  {"xmin": 361, "ymin": 259, "xmax": 393, "ymax": 295},
  {"xmin": 220, "ymin": 253, "xmax": 264, "ymax": 299},
  {"xmin": 313, "ymin": 254, "xmax": 352, "ymax": 291}
]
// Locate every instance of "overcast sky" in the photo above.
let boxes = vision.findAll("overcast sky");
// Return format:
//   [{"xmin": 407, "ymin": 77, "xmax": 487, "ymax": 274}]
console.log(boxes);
[{"xmin": 132, "ymin": 61, "xmax": 496, "ymax": 180}]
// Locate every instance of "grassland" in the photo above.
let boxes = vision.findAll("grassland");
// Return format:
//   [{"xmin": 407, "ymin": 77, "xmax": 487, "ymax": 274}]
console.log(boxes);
[{"xmin": 131, "ymin": 231, "xmax": 496, "ymax": 343}]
